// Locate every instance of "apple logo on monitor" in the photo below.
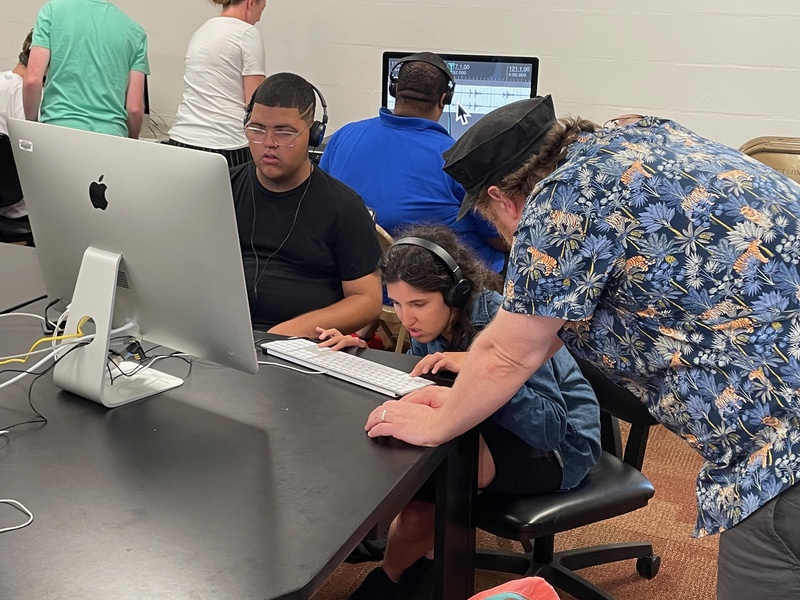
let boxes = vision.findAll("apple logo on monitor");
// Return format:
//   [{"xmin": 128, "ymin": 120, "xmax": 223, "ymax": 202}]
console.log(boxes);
[{"xmin": 89, "ymin": 175, "xmax": 109, "ymax": 210}]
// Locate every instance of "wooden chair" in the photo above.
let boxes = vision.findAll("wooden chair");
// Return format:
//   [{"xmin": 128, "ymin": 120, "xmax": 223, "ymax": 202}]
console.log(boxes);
[
  {"xmin": 473, "ymin": 357, "xmax": 661, "ymax": 600},
  {"xmin": 739, "ymin": 136, "xmax": 800, "ymax": 184},
  {"xmin": 375, "ymin": 224, "xmax": 407, "ymax": 353}
]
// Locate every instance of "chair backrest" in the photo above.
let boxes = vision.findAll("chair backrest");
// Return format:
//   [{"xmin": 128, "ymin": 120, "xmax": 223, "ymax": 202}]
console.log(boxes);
[
  {"xmin": 0, "ymin": 133, "xmax": 24, "ymax": 208},
  {"xmin": 573, "ymin": 356, "xmax": 658, "ymax": 471},
  {"xmin": 739, "ymin": 136, "xmax": 800, "ymax": 184},
  {"xmin": 375, "ymin": 223, "xmax": 393, "ymax": 253}
]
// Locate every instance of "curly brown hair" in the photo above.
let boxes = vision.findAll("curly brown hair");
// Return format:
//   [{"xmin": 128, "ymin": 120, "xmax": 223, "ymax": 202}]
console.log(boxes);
[
  {"xmin": 472, "ymin": 116, "xmax": 600, "ymax": 215},
  {"xmin": 381, "ymin": 225, "xmax": 502, "ymax": 352},
  {"xmin": 19, "ymin": 30, "xmax": 33, "ymax": 67}
]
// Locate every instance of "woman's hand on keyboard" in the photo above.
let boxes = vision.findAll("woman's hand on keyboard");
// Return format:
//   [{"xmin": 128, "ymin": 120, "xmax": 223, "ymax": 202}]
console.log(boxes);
[
  {"xmin": 409, "ymin": 352, "xmax": 466, "ymax": 377},
  {"xmin": 315, "ymin": 327, "xmax": 367, "ymax": 351}
]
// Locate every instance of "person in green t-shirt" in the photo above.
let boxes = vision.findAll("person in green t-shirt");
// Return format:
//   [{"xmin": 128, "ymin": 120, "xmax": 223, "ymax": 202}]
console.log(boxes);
[{"xmin": 23, "ymin": 0, "xmax": 149, "ymax": 138}]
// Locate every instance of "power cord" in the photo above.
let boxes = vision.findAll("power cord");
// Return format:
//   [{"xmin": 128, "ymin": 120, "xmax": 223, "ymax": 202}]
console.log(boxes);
[
  {"xmin": 0, "ymin": 499, "xmax": 33, "ymax": 534},
  {"xmin": 0, "ymin": 341, "xmax": 89, "ymax": 433},
  {"xmin": 257, "ymin": 360, "xmax": 325, "ymax": 375}
]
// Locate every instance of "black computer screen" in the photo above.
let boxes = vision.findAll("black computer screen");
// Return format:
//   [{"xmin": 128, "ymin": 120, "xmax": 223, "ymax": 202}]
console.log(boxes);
[
  {"xmin": 143, "ymin": 74, "xmax": 151, "ymax": 116},
  {"xmin": 381, "ymin": 51, "xmax": 539, "ymax": 140}
]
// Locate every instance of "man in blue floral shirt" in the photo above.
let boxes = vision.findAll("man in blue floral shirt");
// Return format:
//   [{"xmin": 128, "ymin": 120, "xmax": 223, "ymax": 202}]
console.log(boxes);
[{"xmin": 367, "ymin": 96, "xmax": 800, "ymax": 600}]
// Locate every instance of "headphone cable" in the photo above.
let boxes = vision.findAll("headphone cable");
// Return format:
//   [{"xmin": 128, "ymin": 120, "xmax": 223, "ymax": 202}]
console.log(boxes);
[{"xmin": 249, "ymin": 164, "xmax": 313, "ymax": 306}]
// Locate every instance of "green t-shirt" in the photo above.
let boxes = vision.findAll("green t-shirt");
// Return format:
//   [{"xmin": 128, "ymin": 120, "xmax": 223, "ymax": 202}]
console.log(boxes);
[{"xmin": 33, "ymin": 0, "xmax": 149, "ymax": 137}]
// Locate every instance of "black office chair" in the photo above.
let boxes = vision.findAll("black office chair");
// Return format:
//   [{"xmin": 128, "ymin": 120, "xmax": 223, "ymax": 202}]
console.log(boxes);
[
  {"xmin": 473, "ymin": 357, "xmax": 660, "ymax": 600},
  {"xmin": 0, "ymin": 133, "xmax": 33, "ymax": 246}
]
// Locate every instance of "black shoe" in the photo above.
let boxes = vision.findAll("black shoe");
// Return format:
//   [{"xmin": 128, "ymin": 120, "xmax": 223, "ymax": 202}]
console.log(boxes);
[
  {"xmin": 345, "ymin": 534, "xmax": 387, "ymax": 564},
  {"xmin": 348, "ymin": 566, "xmax": 398, "ymax": 600},
  {"xmin": 397, "ymin": 557, "xmax": 433, "ymax": 600}
]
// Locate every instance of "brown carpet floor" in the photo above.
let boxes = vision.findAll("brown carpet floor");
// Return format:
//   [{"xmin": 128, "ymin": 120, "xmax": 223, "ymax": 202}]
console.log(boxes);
[{"xmin": 312, "ymin": 424, "xmax": 718, "ymax": 600}]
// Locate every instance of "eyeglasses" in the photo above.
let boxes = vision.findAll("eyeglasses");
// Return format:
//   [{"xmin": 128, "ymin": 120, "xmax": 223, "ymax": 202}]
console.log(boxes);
[{"xmin": 244, "ymin": 124, "xmax": 311, "ymax": 147}]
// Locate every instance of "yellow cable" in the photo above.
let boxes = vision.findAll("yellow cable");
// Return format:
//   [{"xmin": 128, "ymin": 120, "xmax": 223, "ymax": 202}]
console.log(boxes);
[{"xmin": 0, "ymin": 316, "xmax": 91, "ymax": 366}]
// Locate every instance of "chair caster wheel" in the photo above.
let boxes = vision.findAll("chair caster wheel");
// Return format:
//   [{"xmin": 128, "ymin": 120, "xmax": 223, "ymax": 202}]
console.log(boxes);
[{"xmin": 636, "ymin": 554, "xmax": 661, "ymax": 579}]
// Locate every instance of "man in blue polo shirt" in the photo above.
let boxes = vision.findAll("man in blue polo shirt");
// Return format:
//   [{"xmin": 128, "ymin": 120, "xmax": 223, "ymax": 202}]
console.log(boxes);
[{"xmin": 320, "ymin": 52, "xmax": 506, "ymax": 272}]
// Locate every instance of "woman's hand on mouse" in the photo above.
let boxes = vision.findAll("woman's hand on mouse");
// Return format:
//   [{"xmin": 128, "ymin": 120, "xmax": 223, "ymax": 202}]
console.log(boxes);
[{"xmin": 410, "ymin": 351, "xmax": 466, "ymax": 377}]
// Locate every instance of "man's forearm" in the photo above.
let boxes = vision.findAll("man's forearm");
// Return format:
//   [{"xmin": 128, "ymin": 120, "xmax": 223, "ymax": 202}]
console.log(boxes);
[
  {"xmin": 268, "ymin": 294, "xmax": 381, "ymax": 339},
  {"xmin": 22, "ymin": 79, "xmax": 42, "ymax": 121},
  {"xmin": 127, "ymin": 109, "xmax": 143, "ymax": 139},
  {"xmin": 429, "ymin": 329, "xmax": 538, "ymax": 443},
  {"xmin": 427, "ymin": 310, "xmax": 563, "ymax": 444}
]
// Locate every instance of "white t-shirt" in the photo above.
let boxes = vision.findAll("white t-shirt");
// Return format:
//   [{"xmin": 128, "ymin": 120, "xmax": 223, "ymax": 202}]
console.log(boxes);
[
  {"xmin": 0, "ymin": 70, "xmax": 26, "ymax": 218},
  {"xmin": 0, "ymin": 70, "xmax": 24, "ymax": 137},
  {"xmin": 169, "ymin": 17, "xmax": 266, "ymax": 150}
]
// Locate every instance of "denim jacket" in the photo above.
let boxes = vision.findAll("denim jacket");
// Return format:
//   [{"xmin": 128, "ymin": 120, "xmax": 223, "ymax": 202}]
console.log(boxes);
[{"xmin": 409, "ymin": 290, "xmax": 602, "ymax": 490}]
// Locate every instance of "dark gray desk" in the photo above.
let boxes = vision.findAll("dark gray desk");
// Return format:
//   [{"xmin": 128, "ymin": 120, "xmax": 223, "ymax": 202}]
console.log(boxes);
[
  {"xmin": 0, "ymin": 242, "xmax": 46, "ymax": 313},
  {"xmin": 0, "ymin": 313, "xmax": 475, "ymax": 599}
]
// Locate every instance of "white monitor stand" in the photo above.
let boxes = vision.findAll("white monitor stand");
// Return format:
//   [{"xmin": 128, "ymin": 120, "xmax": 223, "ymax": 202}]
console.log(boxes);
[{"xmin": 54, "ymin": 247, "xmax": 183, "ymax": 408}]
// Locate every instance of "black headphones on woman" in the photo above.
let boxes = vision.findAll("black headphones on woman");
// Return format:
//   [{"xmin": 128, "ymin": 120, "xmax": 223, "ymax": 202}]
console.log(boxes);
[
  {"xmin": 391, "ymin": 237, "xmax": 472, "ymax": 308},
  {"xmin": 242, "ymin": 81, "xmax": 329, "ymax": 147}
]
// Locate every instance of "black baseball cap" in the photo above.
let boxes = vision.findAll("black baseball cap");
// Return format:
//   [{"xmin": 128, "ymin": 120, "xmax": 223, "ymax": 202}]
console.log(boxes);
[{"xmin": 443, "ymin": 95, "xmax": 556, "ymax": 219}]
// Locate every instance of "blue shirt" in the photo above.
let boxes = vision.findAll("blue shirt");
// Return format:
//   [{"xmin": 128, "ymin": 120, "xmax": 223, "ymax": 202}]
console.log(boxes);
[
  {"xmin": 320, "ymin": 108, "xmax": 505, "ymax": 272},
  {"xmin": 410, "ymin": 289, "xmax": 601, "ymax": 490},
  {"xmin": 504, "ymin": 116, "xmax": 800, "ymax": 536}
]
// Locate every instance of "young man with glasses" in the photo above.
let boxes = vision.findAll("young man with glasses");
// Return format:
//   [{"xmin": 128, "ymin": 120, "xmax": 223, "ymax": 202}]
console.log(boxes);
[{"xmin": 230, "ymin": 72, "xmax": 383, "ymax": 337}]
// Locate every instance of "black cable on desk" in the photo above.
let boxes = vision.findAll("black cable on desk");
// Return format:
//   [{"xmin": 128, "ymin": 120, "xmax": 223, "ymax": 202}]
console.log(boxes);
[
  {"xmin": 0, "ymin": 294, "xmax": 47, "ymax": 316},
  {"xmin": 0, "ymin": 342, "xmax": 88, "ymax": 433}
]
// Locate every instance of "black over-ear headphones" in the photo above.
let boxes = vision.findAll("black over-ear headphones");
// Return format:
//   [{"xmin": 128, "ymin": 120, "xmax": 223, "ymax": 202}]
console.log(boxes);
[
  {"xmin": 391, "ymin": 237, "xmax": 472, "ymax": 308},
  {"xmin": 243, "ymin": 81, "xmax": 329, "ymax": 147},
  {"xmin": 389, "ymin": 52, "xmax": 455, "ymax": 105}
]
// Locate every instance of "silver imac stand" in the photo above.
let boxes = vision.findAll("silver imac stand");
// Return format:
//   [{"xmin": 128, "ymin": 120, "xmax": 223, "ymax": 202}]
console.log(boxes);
[{"xmin": 53, "ymin": 247, "xmax": 183, "ymax": 408}]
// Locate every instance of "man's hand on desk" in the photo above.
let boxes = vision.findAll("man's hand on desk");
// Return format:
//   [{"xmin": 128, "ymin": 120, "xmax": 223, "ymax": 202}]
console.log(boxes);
[{"xmin": 365, "ymin": 386, "xmax": 452, "ymax": 446}]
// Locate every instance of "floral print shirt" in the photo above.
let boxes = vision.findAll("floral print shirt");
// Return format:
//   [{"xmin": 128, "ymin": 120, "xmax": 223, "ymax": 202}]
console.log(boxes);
[{"xmin": 502, "ymin": 117, "xmax": 800, "ymax": 537}]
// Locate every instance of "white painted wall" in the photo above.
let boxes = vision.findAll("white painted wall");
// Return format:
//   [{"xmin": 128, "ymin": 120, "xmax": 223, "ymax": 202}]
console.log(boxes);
[{"xmin": 2, "ymin": 1, "xmax": 798, "ymax": 148}]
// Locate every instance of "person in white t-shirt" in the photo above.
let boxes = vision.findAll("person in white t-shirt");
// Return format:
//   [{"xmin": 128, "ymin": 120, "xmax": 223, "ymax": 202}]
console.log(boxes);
[
  {"xmin": 167, "ymin": 0, "xmax": 267, "ymax": 168},
  {"xmin": 0, "ymin": 29, "xmax": 32, "ymax": 221}
]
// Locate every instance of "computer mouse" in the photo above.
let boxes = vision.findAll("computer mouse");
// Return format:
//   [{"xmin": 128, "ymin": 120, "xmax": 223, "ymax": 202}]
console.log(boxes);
[{"xmin": 421, "ymin": 369, "xmax": 457, "ymax": 387}]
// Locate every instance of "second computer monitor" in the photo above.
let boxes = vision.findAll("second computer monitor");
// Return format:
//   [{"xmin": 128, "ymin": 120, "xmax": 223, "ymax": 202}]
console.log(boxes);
[{"xmin": 381, "ymin": 51, "xmax": 539, "ymax": 140}]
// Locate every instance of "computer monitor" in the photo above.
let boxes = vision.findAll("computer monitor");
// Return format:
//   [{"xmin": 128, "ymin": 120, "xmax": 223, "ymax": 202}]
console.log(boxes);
[
  {"xmin": 7, "ymin": 119, "xmax": 258, "ymax": 408},
  {"xmin": 381, "ymin": 51, "xmax": 539, "ymax": 140}
]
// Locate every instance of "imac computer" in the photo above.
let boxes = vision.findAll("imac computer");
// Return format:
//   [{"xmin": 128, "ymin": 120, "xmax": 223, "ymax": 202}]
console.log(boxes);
[
  {"xmin": 381, "ymin": 51, "xmax": 539, "ymax": 141},
  {"xmin": 7, "ymin": 119, "xmax": 258, "ymax": 408}
]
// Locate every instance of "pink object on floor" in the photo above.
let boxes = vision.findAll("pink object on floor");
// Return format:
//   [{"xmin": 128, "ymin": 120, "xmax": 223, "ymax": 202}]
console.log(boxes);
[{"xmin": 469, "ymin": 576, "xmax": 560, "ymax": 600}]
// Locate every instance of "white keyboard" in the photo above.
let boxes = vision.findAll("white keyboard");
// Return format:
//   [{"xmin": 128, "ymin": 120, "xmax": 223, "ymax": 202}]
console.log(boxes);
[{"xmin": 261, "ymin": 338, "xmax": 434, "ymax": 398}]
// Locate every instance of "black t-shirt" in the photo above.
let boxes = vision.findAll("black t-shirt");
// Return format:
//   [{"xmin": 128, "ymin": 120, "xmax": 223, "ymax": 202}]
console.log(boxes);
[{"xmin": 230, "ymin": 164, "xmax": 382, "ymax": 330}]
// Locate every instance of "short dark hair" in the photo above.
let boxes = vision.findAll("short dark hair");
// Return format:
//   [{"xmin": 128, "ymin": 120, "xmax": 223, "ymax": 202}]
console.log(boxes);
[
  {"xmin": 396, "ymin": 61, "xmax": 449, "ymax": 106},
  {"xmin": 253, "ymin": 72, "xmax": 316, "ymax": 123},
  {"xmin": 381, "ymin": 225, "xmax": 502, "ymax": 352}
]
